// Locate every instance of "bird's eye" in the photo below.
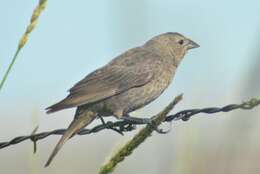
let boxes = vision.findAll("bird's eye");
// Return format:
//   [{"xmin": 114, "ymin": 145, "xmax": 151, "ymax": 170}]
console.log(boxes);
[{"xmin": 178, "ymin": 39, "xmax": 184, "ymax": 45}]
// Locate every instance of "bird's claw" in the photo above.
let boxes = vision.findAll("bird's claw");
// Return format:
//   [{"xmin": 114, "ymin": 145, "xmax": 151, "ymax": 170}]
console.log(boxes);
[{"xmin": 146, "ymin": 119, "xmax": 170, "ymax": 134}]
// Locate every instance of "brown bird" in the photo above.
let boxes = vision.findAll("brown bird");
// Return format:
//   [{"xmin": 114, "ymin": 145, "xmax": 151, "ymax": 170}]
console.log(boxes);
[{"xmin": 45, "ymin": 32, "xmax": 199, "ymax": 167}]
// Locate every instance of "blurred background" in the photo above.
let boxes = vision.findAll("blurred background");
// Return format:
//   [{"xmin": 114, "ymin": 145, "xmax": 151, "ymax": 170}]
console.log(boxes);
[{"xmin": 0, "ymin": 0, "xmax": 260, "ymax": 173}]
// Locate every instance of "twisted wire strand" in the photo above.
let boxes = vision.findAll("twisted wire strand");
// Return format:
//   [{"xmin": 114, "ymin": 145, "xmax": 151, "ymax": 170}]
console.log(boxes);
[{"xmin": 0, "ymin": 97, "xmax": 259, "ymax": 150}]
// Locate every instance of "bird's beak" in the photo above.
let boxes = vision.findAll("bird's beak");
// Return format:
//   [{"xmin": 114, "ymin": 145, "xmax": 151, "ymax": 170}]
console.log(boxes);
[{"xmin": 188, "ymin": 40, "xmax": 200, "ymax": 49}]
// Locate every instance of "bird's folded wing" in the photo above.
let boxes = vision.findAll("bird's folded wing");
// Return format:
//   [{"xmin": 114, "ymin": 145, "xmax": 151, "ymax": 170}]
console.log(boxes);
[
  {"xmin": 62, "ymin": 50, "xmax": 163, "ymax": 108},
  {"xmin": 65, "ymin": 64, "xmax": 154, "ymax": 107},
  {"xmin": 46, "ymin": 49, "xmax": 162, "ymax": 114}
]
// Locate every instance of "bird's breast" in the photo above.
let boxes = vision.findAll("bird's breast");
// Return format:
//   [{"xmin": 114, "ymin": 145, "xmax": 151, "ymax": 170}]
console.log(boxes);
[{"xmin": 117, "ymin": 64, "xmax": 176, "ymax": 113}]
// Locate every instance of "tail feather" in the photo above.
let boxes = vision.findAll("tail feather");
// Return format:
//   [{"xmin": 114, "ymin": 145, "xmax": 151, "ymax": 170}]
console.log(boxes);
[
  {"xmin": 45, "ymin": 111, "xmax": 96, "ymax": 167},
  {"xmin": 46, "ymin": 99, "xmax": 71, "ymax": 114}
]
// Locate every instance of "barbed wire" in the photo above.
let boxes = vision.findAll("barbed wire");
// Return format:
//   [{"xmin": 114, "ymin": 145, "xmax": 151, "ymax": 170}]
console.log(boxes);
[{"xmin": 0, "ymin": 97, "xmax": 259, "ymax": 152}]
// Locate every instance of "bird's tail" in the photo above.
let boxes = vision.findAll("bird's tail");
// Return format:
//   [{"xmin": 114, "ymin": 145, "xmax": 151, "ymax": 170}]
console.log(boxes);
[
  {"xmin": 45, "ymin": 110, "xmax": 97, "ymax": 167},
  {"xmin": 45, "ymin": 98, "xmax": 71, "ymax": 114}
]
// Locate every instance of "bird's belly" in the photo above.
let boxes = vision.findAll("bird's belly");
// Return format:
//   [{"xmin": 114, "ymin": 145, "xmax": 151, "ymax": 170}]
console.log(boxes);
[{"xmin": 106, "ymin": 76, "xmax": 172, "ymax": 115}]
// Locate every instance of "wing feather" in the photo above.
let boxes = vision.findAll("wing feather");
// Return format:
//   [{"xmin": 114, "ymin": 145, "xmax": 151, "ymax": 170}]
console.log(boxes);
[{"xmin": 46, "ymin": 49, "xmax": 161, "ymax": 113}]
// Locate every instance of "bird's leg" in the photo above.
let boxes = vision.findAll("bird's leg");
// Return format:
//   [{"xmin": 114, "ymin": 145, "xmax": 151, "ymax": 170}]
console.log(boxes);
[
  {"xmin": 98, "ymin": 115, "xmax": 106, "ymax": 125},
  {"xmin": 121, "ymin": 115, "xmax": 169, "ymax": 134}
]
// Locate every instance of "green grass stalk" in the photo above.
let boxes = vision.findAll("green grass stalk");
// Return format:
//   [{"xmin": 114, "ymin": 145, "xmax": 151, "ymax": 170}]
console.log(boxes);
[
  {"xmin": 99, "ymin": 94, "xmax": 183, "ymax": 174},
  {"xmin": 0, "ymin": 0, "xmax": 47, "ymax": 91}
]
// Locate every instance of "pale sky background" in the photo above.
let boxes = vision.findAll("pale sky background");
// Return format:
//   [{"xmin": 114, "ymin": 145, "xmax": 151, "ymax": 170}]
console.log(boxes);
[{"xmin": 0, "ymin": 1, "xmax": 260, "ymax": 174}]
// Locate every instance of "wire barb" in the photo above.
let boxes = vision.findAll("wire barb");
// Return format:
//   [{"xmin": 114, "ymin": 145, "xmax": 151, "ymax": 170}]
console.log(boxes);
[{"xmin": 30, "ymin": 125, "xmax": 39, "ymax": 153}]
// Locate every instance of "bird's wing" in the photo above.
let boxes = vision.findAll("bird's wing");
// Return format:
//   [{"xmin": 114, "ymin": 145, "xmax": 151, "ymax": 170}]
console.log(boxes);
[
  {"xmin": 68, "ymin": 65, "xmax": 154, "ymax": 104},
  {"xmin": 46, "ymin": 50, "xmax": 160, "ymax": 113}
]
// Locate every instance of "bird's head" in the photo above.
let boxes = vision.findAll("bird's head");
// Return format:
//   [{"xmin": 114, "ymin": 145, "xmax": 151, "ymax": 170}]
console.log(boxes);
[{"xmin": 146, "ymin": 32, "xmax": 199, "ymax": 65}]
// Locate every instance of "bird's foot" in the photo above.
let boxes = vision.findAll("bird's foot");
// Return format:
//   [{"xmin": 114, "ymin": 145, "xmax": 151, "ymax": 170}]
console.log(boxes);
[{"xmin": 121, "ymin": 116, "xmax": 169, "ymax": 134}]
